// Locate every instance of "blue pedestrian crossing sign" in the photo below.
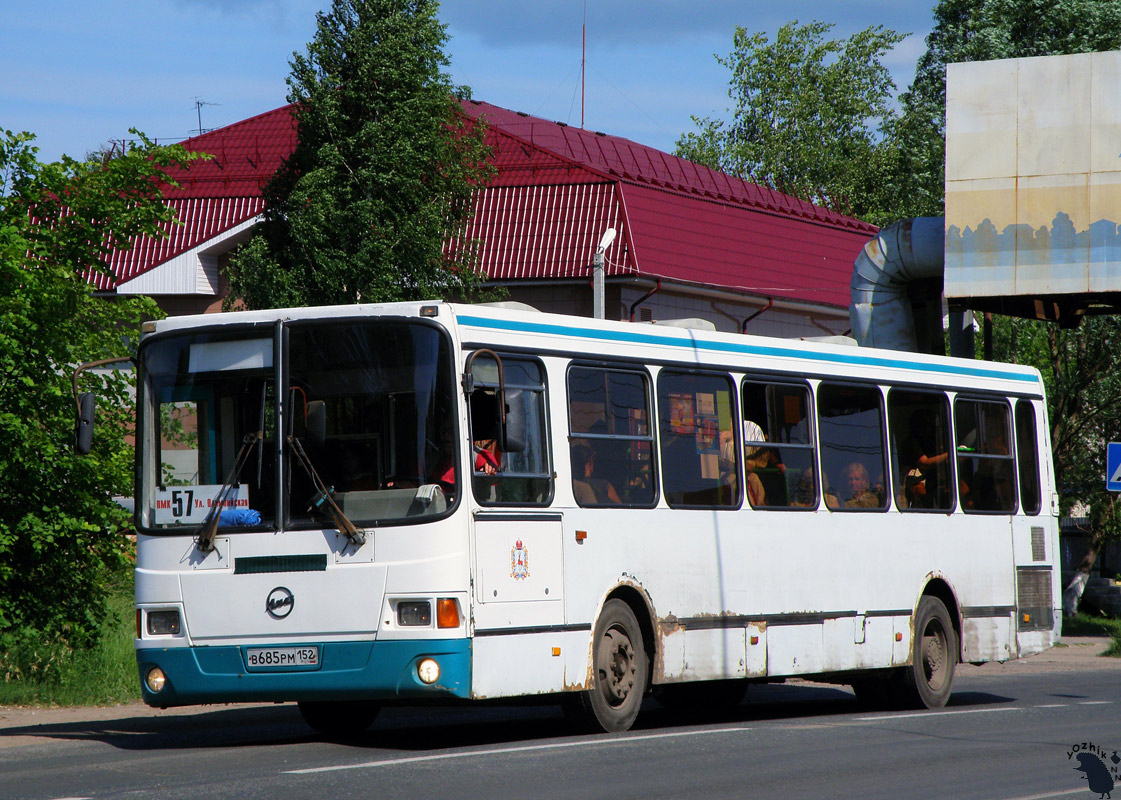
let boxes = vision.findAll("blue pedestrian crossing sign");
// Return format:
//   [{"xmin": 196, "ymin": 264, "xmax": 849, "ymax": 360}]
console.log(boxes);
[{"xmin": 1108, "ymin": 443, "xmax": 1121, "ymax": 491}]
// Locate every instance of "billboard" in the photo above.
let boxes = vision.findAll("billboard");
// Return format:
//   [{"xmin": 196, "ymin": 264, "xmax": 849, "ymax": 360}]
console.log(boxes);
[{"xmin": 944, "ymin": 51, "xmax": 1121, "ymax": 311}]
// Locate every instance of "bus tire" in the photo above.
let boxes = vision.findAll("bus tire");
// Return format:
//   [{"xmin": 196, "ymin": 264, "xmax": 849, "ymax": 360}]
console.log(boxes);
[
  {"xmin": 577, "ymin": 599, "xmax": 649, "ymax": 732},
  {"xmin": 297, "ymin": 700, "xmax": 379, "ymax": 736},
  {"xmin": 898, "ymin": 595, "xmax": 956, "ymax": 709}
]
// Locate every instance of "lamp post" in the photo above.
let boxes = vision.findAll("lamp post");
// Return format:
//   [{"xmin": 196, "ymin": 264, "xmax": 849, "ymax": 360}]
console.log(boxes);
[{"xmin": 593, "ymin": 228, "xmax": 616, "ymax": 319}]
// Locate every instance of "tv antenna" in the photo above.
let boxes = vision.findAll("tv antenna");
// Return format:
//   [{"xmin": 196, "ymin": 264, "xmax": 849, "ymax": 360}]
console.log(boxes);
[{"xmin": 192, "ymin": 97, "xmax": 221, "ymax": 136}]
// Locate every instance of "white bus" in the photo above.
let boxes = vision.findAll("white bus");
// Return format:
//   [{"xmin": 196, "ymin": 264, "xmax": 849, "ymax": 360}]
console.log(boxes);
[{"xmin": 114, "ymin": 301, "xmax": 1059, "ymax": 734}]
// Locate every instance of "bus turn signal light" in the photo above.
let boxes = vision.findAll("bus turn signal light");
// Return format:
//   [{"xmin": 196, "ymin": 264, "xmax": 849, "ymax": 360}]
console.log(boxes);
[{"xmin": 437, "ymin": 598, "xmax": 460, "ymax": 628}]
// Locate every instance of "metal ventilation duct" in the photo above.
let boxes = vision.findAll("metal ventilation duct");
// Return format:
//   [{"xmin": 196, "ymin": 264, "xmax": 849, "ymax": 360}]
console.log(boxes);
[{"xmin": 850, "ymin": 217, "xmax": 946, "ymax": 353}]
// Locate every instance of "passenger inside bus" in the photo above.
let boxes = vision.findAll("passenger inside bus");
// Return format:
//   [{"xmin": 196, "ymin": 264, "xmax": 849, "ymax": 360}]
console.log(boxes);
[
  {"xmin": 429, "ymin": 424, "xmax": 457, "ymax": 498},
  {"xmin": 571, "ymin": 442, "xmax": 621, "ymax": 505},
  {"xmin": 789, "ymin": 465, "xmax": 818, "ymax": 507},
  {"xmin": 899, "ymin": 407, "xmax": 949, "ymax": 509},
  {"xmin": 469, "ymin": 388, "xmax": 504, "ymax": 476},
  {"xmin": 739, "ymin": 419, "xmax": 785, "ymax": 507},
  {"xmin": 473, "ymin": 438, "xmax": 502, "ymax": 474},
  {"xmin": 828, "ymin": 461, "xmax": 882, "ymax": 508}
]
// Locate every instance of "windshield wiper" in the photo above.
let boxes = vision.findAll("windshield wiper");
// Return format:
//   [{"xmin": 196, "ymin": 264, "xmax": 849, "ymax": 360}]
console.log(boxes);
[
  {"xmin": 288, "ymin": 434, "xmax": 366, "ymax": 547},
  {"xmin": 196, "ymin": 431, "xmax": 260, "ymax": 553},
  {"xmin": 196, "ymin": 382, "xmax": 267, "ymax": 553}
]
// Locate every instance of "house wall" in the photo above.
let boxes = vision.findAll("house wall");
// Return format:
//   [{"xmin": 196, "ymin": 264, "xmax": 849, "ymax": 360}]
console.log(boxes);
[
  {"xmin": 147, "ymin": 253, "xmax": 233, "ymax": 318},
  {"xmin": 501, "ymin": 282, "xmax": 848, "ymax": 340}
]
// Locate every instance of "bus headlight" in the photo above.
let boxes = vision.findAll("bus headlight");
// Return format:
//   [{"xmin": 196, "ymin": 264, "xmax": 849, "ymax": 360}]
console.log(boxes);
[
  {"xmin": 146, "ymin": 610, "xmax": 181, "ymax": 636},
  {"xmin": 396, "ymin": 601, "xmax": 432, "ymax": 627},
  {"xmin": 145, "ymin": 667, "xmax": 168, "ymax": 694},
  {"xmin": 417, "ymin": 658, "xmax": 440, "ymax": 685}
]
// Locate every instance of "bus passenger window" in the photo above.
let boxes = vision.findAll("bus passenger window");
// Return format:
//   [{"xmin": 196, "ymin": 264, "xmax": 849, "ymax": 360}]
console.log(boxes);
[
  {"xmin": 468, "ymin": 355, "xmax": 553, "ymax": 506},
  {"xmin": 658, "ymin": 371, "xmax": 738, "ymax": 508},
  {"xmin": 888, "ymin": 389, "xmax": 953, "ymax": 512},
  {"xmin": 567, "ymin": 366, "xmax": 655, "ymax": 507},
  {"xmin": 955, "ymin": 398, "xmax": 1016, "ymax": 513},
  {"xmin": 1016, "ymin": 400, "xmax": 1042, "ymax": 515},
  {"xmin": 741, "ymin": 380, "xmax": 816, "ymax": 509},
  {"xmin": 817, "ymin": 383, "xmax": 888, "ymax": 511}
]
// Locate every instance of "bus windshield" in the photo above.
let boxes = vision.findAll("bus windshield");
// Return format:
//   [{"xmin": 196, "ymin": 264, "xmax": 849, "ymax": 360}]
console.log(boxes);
[{"xmin": 136, "ymin": 320, "xmax": 457, "ymax": 533}]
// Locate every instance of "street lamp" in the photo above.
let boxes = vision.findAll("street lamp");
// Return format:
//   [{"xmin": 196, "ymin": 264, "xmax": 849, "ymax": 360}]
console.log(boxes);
[{"xmin": 593, "ymin": 228, "xmax": 617, "ymax": 319}]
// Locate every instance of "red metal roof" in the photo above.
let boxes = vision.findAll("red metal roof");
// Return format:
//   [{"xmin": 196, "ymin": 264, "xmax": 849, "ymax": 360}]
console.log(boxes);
[
  {"xmin": 165, "ymin": 104, "xmax": 298, "ymax": 199},
  {"xmin": 462, "ymin": 100, "xmax": 876, "ymax": 308},
  {"xmin": 101, "ymin": 99, "xmax": 876, "ymax": 309},
  {"xmin": 461, "ymin": 100, "xmax": 868, "ymax": 230},
  {"xmin": 98, "ymin": 106, "xmax": 297, "ymax": 289}
]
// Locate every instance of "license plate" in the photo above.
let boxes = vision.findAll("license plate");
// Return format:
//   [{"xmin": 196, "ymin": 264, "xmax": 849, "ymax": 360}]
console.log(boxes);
[{"xmin": 246, "ymin": 646, "xmax": 319, "ymax": 669}]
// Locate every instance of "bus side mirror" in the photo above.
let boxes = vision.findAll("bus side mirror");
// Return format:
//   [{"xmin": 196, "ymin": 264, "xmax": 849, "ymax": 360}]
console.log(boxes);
[
  {"xmin": 501, "ymin": 389, "xmax": 527, "ymax": 453},
  {"xmin": 306, "ymin": 400, "xmax": 326, "ymax": 447},
  {"xmin": 76, "ymin": 392, "xmax": 95, "ymax": 455}
]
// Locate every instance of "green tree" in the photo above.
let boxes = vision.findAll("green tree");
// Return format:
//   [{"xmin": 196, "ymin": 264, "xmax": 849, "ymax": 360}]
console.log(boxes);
[
  {"xmin": 226, "ymin": 0, "xmax": 494, "ymax": 310},
  {"xmin": 988, "ymin": 314, "xmax": 1121, "ymax": 613},
  {"xmin": 675, "ymin": 21, "xmax": 905, "ymax": 224},
  {"xmin": 0, "ymin": 130, "xmax": 196, "ymax": 676},
  {"xmin": 891, "ymin": 0, "xmax": 1121, "ymax": 219}
]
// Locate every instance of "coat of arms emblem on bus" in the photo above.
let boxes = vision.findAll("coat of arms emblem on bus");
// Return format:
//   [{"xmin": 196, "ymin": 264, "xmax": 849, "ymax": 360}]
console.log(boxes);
[{"xmin": 510, "ymin": 539, "xmax": 530, "ymax": 580}]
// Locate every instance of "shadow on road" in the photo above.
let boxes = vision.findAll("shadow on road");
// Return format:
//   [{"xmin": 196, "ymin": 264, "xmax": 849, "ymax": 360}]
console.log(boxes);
[{"xmin": 0, "ymin": 679, "xmax": 1018, "ymax": 754}]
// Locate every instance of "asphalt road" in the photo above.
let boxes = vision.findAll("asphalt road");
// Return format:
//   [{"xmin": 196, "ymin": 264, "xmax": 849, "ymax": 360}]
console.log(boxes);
[{"xmin": 3, "ymin": 640, "xmax": 1120, "ymax": 800}]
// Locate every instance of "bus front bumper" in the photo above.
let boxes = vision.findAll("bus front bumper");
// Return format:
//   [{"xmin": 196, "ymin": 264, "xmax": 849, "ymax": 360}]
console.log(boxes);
[{"xmin": 137, "ymin": 638, "xmax": 471, "ymax": 707}]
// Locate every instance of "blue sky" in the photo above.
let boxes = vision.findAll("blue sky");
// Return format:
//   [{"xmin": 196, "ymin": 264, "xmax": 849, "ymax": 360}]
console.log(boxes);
[{"xmin": 1, "ymin": 1, "xmax": 936, "ymax": 164}]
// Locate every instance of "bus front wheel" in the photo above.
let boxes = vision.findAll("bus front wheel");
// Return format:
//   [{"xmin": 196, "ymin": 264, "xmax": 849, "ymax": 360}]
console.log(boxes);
[
  {"xmin": 298, "ymin": 700, "xmax": 380, "ymax": 736},
  {"xmin": 898, "ymin": 595, "xmax": 956, "ymax": 709},
  {"xmin": 575, "ymin": 599, "xmax": 649, "ymax": 732}
]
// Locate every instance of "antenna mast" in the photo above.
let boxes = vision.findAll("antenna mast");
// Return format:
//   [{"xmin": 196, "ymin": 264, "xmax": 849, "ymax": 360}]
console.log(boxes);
[
  {"xmin": 581, "ymin": 1, "xmax": 586, "ymax": 129},
  {"xmin": 192, "ymin": 97, "xmax": 221, "ymax": 136}
]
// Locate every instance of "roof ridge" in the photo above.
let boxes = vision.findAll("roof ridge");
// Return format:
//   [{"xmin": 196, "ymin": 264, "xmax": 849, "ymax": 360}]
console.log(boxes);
[
  {"xmin": 459, "ymin": 99, "xmax": 870, "ymax": 231},
  {"xmin": 179, "ymin": 104, "xmax": 297, "ymax": 153}
]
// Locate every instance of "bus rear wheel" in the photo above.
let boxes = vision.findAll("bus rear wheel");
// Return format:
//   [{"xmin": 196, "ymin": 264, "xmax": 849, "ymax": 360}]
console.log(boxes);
[
  {"xmin": 575, "ymin": 599, "xmax": 649, "ymax": 733},
  {"xmin": 297, "ymin": 700, "xmax": 380, "ymax": 736},
  {"xmin": 898, "ymin": 595, "xmax": 956, "ymax": 709}
]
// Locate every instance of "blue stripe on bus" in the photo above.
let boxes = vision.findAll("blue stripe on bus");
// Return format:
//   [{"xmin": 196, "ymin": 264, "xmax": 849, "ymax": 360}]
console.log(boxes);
[{"xmin": 456, "ymin": 315, "xmax": 1038, "ymax": 384}]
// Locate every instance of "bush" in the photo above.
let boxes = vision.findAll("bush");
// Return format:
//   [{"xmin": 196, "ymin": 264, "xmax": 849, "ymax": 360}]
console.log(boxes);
[{"xmin": 0, "ymin": 586, "xmax": 138, "ymax": 706}]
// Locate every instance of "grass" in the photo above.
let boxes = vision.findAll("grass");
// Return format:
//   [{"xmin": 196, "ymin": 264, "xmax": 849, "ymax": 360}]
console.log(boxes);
[
  {"xmin": 1062, "ymin": 611, "xmax": 1121, "ymax": 657},
  {"xmin": 0, "ymin": 589, "xmax": 140, "ymax": 707},
  {"xmin": 1061, "ymin": 612, "xmax": 1121, "ymax": 638}
]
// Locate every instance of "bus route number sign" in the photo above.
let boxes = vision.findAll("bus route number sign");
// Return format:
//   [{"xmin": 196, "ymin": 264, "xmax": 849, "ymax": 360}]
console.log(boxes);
[{"xmin": 154, "ymin": 485, "xmax": 241, "ymax": 525}]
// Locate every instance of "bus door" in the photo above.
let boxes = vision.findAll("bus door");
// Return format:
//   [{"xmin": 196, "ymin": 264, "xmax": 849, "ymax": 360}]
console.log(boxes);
[{"xmin": 464, "ymin": 350, "xmax": 566, "ymax": 698}]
